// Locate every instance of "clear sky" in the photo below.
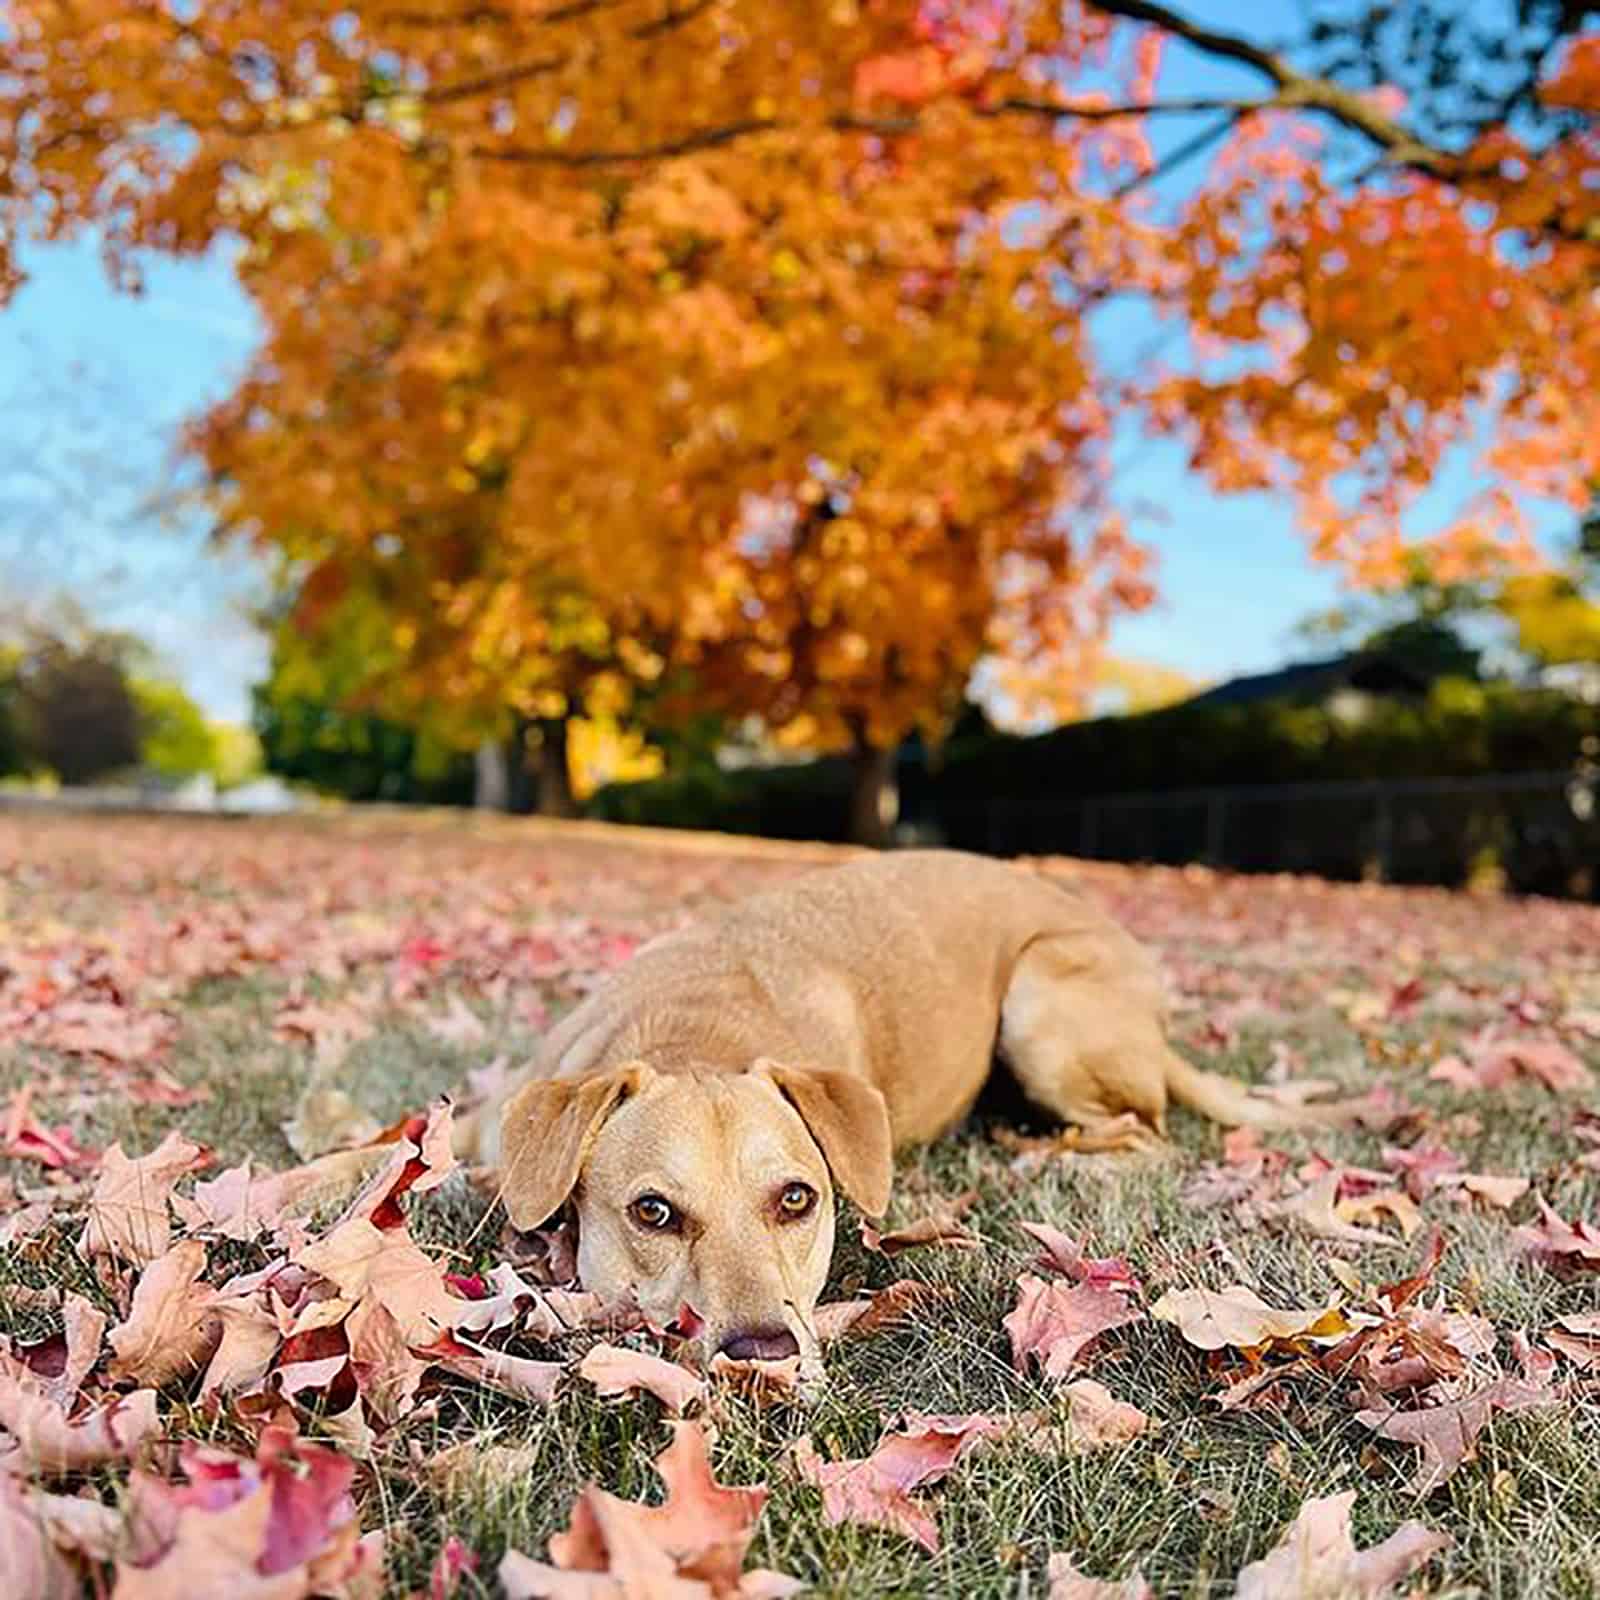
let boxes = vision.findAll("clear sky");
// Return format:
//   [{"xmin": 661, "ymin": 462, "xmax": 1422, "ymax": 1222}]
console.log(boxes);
[{"xmin": 0, "ymin": 0, "xmax": 1570, "ymax": 723}]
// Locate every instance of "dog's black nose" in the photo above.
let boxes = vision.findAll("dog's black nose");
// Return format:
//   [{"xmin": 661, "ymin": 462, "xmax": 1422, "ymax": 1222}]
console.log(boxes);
[{"xmin": 717, "ymin": 1326, "xmax": 801, "ymax": 1362}]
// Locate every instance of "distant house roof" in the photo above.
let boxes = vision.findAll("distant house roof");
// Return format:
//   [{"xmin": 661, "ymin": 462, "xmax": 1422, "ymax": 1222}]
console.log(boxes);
[{"xmin": 1180, "ymin": 650, "xmax": 1432, "ymax": 711}]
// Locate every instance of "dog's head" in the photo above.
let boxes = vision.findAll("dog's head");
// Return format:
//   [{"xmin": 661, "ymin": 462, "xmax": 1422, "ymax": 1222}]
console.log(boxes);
[{"xmin": 496, "ymin": 1060, "xmax": 892, "ymax": 1360}]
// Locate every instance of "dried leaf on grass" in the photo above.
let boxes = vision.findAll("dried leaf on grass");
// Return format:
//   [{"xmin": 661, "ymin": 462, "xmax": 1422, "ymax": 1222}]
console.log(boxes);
[
  {"xmin": 1150, "ymin": 1286, "xmax": 1363, "ymax": 1354},
  {"xmin": 1046, "ymin": 1554, "xmax": 1154, "ymax": 1599},
  {"xmin": 80, "ymin": 1131, "xmax": 208, "ymax": 1265},
  {"xmin": 1513, "ymin": 1199, "xmax": 1600, "ymax": 1272},
  {"xmin": 1544, "ymin": 1311, "xmax": 1600, "ymax": 1370},
  {"xmin": 1232, "ymin": 1491, "xmax": 1448, "ymax": 1598},
  {"xmin": 861, "ymin": 1193, "xmax": 978, "ymax": 1255},
  {"xmin": 108, "ymin": 1239, "xmax": 220, "ymax": 1388},
  {"xmin": 115, "ymin": 1425, "xmax": 381, "ymax": 1600},
  {"xmin": 1005, "ymin": 1277, "xmax": 1143, "ymax": 1379},
  {"xmin": 0, "ymin": 1356, "xmax": 161, "ymax": 1476},
  {"xmin": 812, "ymin": 1282, "xmax": 954, "ymax": 1344},
  {"xmin": 1356, "ymin": 1376, "xmax": 1557, "ymax": 1494},
  {"xmin": 500, "ymin": 1420, "xmax": 797, "ymax": 1598},
  {"xmin": 1018, "ymin": 1223, "xmax": 1142, "ymax": 1296},
  {"xmin": 579, "ymin": 1344, "xmax": 707, "ymax": 1415}
]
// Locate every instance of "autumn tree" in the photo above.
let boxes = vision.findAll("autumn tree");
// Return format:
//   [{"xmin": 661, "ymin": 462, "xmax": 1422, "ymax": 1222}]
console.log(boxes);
[{"xmin": 4, "ymin": 1, "xmax": 1597, "ymax": 838}]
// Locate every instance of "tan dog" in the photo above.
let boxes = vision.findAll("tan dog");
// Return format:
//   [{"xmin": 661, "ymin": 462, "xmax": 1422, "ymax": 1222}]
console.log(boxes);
[{"xmin": 465, "ymin": 850, "xmax": 1339, "ymax": 1362}]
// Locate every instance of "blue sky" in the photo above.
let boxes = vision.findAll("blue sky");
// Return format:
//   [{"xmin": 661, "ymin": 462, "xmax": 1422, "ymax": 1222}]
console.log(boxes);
[{"xmin": 0, "ymin": 0, "xmax": 1570, "ymax": 723}]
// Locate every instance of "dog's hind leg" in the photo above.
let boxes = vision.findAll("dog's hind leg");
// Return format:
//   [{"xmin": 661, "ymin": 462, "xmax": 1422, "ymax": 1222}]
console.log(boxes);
[{"xmin": 997, "ymin": 938, "xmax": 1172, "ymax": 1151}]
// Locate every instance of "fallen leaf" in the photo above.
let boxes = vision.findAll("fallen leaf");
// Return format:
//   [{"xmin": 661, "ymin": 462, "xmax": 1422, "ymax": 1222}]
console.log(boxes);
[
  {"xmin": 1268, "ymin": 1170, "xmax": 1405, "ymax": 1248},
  {"xmin": 1544, "ymin": 1311, "xmax": 1600, "ymax": 1371},
  {"xmin": 1232, "ymin": 1491, "xmax": 1448, "ymax": 1598},
  {"xmin": 1058, "ymin": 1379, "xmax": 1152, "ymax": 1448},
  {"xmin": 109, "ymin": 1240, "xmax": 221, "ymax": 1388},
  {"xmin": 861, "ymin": 1195, "xmax": 978, "ymax": 1255},
  {"xmin": 16, "ymin": 1294, "xmax": 107, "ymax": 1409},
  {"xmin": 1513, "ymin": 1198, "xmax": 1600, "ymax": 1272},
  {"xmin": 579, "ymin": 1344, "xmax": 707, "ymax": 1415},
  {"xmin": 0, "ymin": 1359, "xmax": 161, "ymax": 1476},
  {"xmin": 1430, "ymin": 1036, "xmax": 1592, "ymax": 1095},
  {"xmin": 812, "ymin": 1282, "xmax": 954, "ymax": 1344},
  {"xmin": 1047, "ymin": 1553, "xmax": 1154, "ymax": 1599},
  {"xmin": 1018, "ymin": 1223, "xmax": 1143, "ymax": 1296},
  {"xmin": 1005, "ymin": 1277, "xmax": 1143, "ymax": 1379},
  {"xmin": 501, "ymin": 1420, "xmax": 797, "ymax": 1597},
  {"xmin": 1151, "ymin": 1286, "xmax": 1362, "ymax": 1354},
  {"xmin": 1356, "ymin": 1376, "xmax": 1556, "ymax": 1494},
  {"xmin": 282, "ymin": 1086, "xmax": 383, "ymax": 1163},
  {"xmin": 80, "ymin": 1131, "xmax": 208, "ymax": 1265},
  {"xmin": 0, "ymin": 1473, "xmax": 80, "ymax": 1600},
  {"xmin": 1434, "ymin": 1172, "xmax": 1530, "ymax": 1210},
  {"xmin": 1380, "ymin": 1144, "xmax": 1463, "ymax": 1201}
]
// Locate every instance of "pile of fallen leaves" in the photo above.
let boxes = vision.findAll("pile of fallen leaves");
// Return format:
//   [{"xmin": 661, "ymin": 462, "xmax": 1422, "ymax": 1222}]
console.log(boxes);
[{"xmin": 3, "ymin": 813, "xmax": 1600, "ymax": 1597}]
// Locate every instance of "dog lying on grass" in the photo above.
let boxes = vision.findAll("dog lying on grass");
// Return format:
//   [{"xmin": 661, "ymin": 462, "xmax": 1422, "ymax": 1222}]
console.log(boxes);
[{"xmin": 461, "ymin": 850, "xmax": 1345, "ymax": 1365}]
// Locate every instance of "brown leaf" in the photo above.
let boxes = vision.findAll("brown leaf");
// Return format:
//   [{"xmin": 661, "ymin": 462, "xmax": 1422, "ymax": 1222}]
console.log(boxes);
[
  {"xmin": 109, "ymin": 1240, "xmax": 221, "ymax": 1388},
  {"xmin": 294, "ymin": 1217, "xmax": 463, "ymax": 1346},
  {"xmin": 81, "ymin": 1131, "xmax": 208, "ymax": 1265},
  {"xmin": 579, "ymin": 1344, "xmax": 707, "ymax": 1415},
  {"xmin": 1004, "ymin": 1277, "xmax": 1143, "ymax": 1379},
  {"xmin": 1232, "ymin": 1491, "xmax": 1448, "ymax": 1598},
  {"xmin": 861, "ymin": 1194, "xmax": 978, "ymax": 1255},
  {"xmin": 812, "ymin": 1282, "xmax": 955, "ymax": 1344}
]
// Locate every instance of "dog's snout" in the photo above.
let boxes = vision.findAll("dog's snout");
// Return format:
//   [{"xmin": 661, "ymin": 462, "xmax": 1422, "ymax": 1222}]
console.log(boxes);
[{"xmin": 717, "ymin": 1325, "xmax": 802, "ymax": 1362}]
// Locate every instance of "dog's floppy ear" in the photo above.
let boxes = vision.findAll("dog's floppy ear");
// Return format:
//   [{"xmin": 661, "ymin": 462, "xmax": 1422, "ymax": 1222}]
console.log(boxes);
[
  {"xmin": 755, "ymin": 1060, "xmax": 893, "ymax": 1218},
  {"xmin": 498, "ymin": 1063, "xmax": 654, "ymax": 1229}
]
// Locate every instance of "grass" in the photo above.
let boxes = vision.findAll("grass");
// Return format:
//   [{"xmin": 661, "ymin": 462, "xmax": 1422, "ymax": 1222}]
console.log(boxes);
[{"xmin": 2, "ymin": 810, "xmax": 1598, "ymax": 1597}]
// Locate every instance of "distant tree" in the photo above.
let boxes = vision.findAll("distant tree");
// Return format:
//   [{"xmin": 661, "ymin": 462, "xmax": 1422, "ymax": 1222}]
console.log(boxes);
[
  {"xmin": 132, "ymin": 678, "xmax": 222, "ymax": 779},
  {"xmin": 15, "ymin": 637, "xmax": 141, "ymax": 783}
]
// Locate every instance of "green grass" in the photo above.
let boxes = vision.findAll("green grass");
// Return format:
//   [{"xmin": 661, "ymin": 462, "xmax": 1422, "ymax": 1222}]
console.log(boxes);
[{"xmin": 2, "ymin": 811, "xmax": 1598, "ymax": 1597}]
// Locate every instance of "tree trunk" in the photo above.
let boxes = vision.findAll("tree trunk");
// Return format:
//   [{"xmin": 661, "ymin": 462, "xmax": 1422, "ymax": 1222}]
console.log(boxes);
[
  {"xmin": 473, "ymin": 741, "xmax": 510, "ymax": 811},
  {"xmin": 533, "ymin": 717, "xmax": 577, "ymax": 818},
  {"xmin": 848, "ymin": 736, "xmax": 898, "ymax": 848}
]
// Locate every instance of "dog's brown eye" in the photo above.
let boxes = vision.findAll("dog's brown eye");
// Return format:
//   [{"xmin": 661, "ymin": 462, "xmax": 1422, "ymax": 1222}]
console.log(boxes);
[
  {"xmin": 630, "ymin": 1194, "xmax": 676, "ymax": 1231},
  {"xmin": 777, "ymin": 1182, "xmax": 817, "ymax": 1220}
]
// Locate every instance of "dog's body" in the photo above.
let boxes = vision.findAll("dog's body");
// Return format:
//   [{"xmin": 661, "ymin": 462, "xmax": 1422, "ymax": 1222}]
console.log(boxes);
[{"xmin": 469, "ymin": 851, "xmax": 1331, "ymax": 1361}]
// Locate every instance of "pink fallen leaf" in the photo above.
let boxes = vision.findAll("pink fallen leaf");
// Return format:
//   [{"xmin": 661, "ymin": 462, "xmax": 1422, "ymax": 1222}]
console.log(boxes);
[
  {"xmin": 1356, "ymin": 1376, "xmax": 1556, "ymax": 1494},
  {"xmin": 578, "ymin": 1344, "xmax": 707, "ymax": 1415},
  {"xmin": 1380, "ymin": 1144, "xmax": 1463, "ymax": 1201},
  {"xmin": 0, "ymin": 1358, "xmax": 161, "ymax": 1476},
  {"xmin": 1018, "ymin": 1223, "xmax": 1143, "ymax": 1296},
  {"xmin": 1430, "ymin": 1036, "xmax": 1592, "ymax": 1095},
  {"xmin": 501, "ymin": 1420, "xmax": 797, "ymax": 1597},
  {"xmin": 1513, "ymin": 1198, "xmax": 1600, "ymax": 1272},
  {"xmin": 1047, "ymin": 1554, "xmax": 1154, "ymax": 1599},
  {"xmin": 0, "ymin": 1472, "xmax": 80, "ymax": 1600},
  {"xmin": 795, "ymin": 1413, "xmax": 1031, "ymax": 1554},
  {"xmin": 81, "ymin": 1131, "xmax": 208, "ymax": 1265},
  {"xmin": 1, "ymin": 1087, "xmax": 92, "ymax": 1171},
  {"xmin": 119, "ymin": 1426, "xmax": 374, "ymax": 1598},
  {"xmin": 16, "ymin": 1294, "xmax": 107, "ymax": 1409},
  {"xmin": 1233, "ymin": 1491, "xmax": 1448, "ymax": 1597},
  {"xmin": 1545, "ymin": 1311, "xmax": 1600, "ymax": 1370},
  {"xmin": 294, "ymin": 1217, "xmax": 464, "ymax": 1347},
  {"xmin": 428, "ymin": 1534, "xmax": 479, "ymax": 1599},
  {"xmin": 1005, "ymin": 1277, "xmax": 1143, "ymax": 1379},
  {"xmin": 423, "ymin": 1332, "xmax": 564, "ymax": 1406},
  {"xmin": 109, "ymin": 1239, "xmax": 221, "ymax": 1388}
]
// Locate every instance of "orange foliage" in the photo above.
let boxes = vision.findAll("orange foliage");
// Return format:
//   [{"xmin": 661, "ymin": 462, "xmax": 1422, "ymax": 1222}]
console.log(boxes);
[{"xmin": 2, "ymin": 1, "xmax": 1595, "ymax": 753}]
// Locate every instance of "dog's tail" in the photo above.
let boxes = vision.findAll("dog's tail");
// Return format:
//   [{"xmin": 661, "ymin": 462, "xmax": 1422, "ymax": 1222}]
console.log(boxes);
[{"xmin": 1163, "ymin": 1050, "xmax": 1359, "ymax": 1131}]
